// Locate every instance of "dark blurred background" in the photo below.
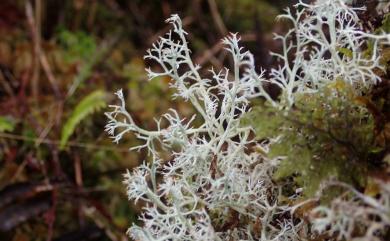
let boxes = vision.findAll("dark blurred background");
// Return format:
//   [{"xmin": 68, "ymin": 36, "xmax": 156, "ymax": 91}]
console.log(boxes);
[{"xmin": 0, "ymin": 1, "xmax": 296, "ymax": 240}]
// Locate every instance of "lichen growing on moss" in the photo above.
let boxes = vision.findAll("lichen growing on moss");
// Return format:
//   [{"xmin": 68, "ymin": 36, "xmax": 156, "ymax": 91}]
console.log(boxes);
[{"xmin": 244, "ymin": 81, "xmax": 378, "ymax": 197}]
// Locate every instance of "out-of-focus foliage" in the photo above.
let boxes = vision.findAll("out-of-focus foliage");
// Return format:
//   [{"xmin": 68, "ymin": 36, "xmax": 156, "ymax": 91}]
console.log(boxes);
[
  {"xmin": 0, "ymin": 116, "xmax": 15, "ymax": 132},
  {"xmin": 60, "ymin": 90, "xmax": 107, "ymax": 149},
  {"xmin": 57, "ymin": 30, "xmax": 97, "ymax": 63},
  {"xmin": 217, "ymin": 0, "xmax": 279, "ymax": 32}
]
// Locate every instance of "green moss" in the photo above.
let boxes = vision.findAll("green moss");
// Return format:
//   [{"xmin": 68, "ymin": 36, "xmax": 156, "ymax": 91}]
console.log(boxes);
[
  {"xmin": 57, "ymin": 30, "xmax": 97, "ymax": 63},
  {"xmin": 244, "ymin": 81, "xmax": 377, "ymax": 197},
  {"xmin": 216, "ymin": 0, "xmax": 279, "ymax": 32}
]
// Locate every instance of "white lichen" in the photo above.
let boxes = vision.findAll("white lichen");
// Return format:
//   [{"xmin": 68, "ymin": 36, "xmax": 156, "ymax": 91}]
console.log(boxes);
[
  {"xmin": 264, "ymin": 0, "xmax": 390, "ymax": 107},
  {"xmin": 105, "ymin": 0, "xmax": 390, "ymax": 240},
  {"xmin": 310, "ymin": 181, "xmax": 390, "ymax": 241},
  {"xmin": 106, "ymin": 13, "xmax": 297, "ymax": 241}
]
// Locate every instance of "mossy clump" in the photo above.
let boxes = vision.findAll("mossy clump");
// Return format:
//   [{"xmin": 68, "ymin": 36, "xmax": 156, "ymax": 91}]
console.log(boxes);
[{"xmin": 244, "ymin": 81, "xmax": 382, "ymax": 197}]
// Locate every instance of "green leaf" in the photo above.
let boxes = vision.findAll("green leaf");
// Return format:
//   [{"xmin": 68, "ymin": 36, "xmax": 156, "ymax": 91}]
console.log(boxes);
[
  {"xmin": 0, "ymin": 116, "xmax": 15, "ymax": 132},
  {"xmin": 60, "ymin": 90, "xmax": 106, "ymax": 149}
]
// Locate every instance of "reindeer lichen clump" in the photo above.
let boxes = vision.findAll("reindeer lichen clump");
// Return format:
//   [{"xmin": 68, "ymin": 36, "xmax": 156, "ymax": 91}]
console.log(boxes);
[
  {"xmin": 106, "ymin": 0, "xmax": 390, "ymax": 240},
  {"xmin": 105, "ymin": 14, "xmax": 297, "ymax": 241}
]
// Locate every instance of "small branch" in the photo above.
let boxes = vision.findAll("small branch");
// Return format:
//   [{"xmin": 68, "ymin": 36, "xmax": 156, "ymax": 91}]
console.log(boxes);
[
  {"xmin": 25, "ymin": 0, "xmax": 41, "ymax": 102},
  {"xmin": 40, "ymin": 52, "xmax": 61, "ymax": 98},
  {"xmin": 207, "ymin": 0, "xmax": 228, "ymax": 37},
  {"xmin": 0, "ymin": 132, "xmax": 131, "ymax": 152}
]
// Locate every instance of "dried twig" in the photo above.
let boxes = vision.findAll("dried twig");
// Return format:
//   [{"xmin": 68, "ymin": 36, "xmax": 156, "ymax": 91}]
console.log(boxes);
[
  {"xmin": 0, "ymin": 132, "xmax": 131, "ymax": 152},
  {"xmin": 26, "ymin": 0, "xmax": 61, "ymax": 99},
  {"xmin": 25, "ymin": 0, "xmax": 40, "ymax": 101},
  {"xmin": 40, "ymin": 53, "xmax": 61, "ymax": 98},
  {"xmin": 207, "ymin": 0, "xmax": 227, "ymax": 36}
]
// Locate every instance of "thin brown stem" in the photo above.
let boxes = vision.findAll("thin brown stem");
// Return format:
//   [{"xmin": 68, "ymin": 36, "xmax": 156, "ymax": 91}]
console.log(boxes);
[
  {"xmin": 25, "ymin": 0, "xmax": 41, "ymax": 102},
  {"xmin": 207, "ymin": 0, "xmax": 227, "ymax": 36}
]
